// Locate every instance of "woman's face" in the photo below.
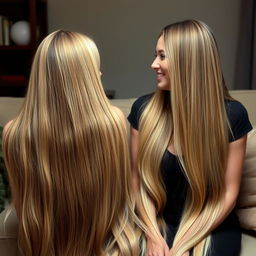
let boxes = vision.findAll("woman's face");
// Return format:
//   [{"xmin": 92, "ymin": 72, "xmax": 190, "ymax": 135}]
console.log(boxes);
[{"xmin": 151, "ymin": 35, "xmax": 170, "ymax": 90}]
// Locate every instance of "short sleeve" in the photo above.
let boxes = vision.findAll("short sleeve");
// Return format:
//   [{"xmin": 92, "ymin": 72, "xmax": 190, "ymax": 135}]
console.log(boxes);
[
  {"xmin": 226, "ymin": 100, "xmax": 253, "ymax": 142},
  {"xmin": 127, "ymin": 94, "xmax": 153, "ymax": 130}
]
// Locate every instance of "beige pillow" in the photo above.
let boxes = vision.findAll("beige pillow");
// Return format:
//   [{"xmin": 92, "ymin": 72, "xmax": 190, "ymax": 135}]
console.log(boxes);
[{"xmin": 236, "ymin": 128, "xmax": 256, "ymax": 231}]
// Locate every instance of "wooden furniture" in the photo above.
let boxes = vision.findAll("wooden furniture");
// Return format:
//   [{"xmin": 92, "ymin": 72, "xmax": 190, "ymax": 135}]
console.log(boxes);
[{"xmin": 0, "ymin": 0, "xmax": 47, "ymax": 96}]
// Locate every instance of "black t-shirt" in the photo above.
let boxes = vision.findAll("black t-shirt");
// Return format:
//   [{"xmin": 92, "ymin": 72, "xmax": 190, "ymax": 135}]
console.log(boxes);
[
  {"xmin": 128, "ymin": 93, "xmax": 252, "ymax": 141},
  {"xmin": 128, "ymin": 93, "xmax": 253, "ymax": 226}
]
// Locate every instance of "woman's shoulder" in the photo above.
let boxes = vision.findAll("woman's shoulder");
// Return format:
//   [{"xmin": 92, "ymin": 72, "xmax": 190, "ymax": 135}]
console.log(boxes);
[
  {"xmin": 127, "ymin": 93, "xmax": 153, "ymax": 130},
  {"xmin": 110, "ymin": 106, "xmax": 126, "ymax": 127},
  {"xmin": 3, "ymin": 120, "xmax": 14, "ymax": 138},
  {"xmin": 225, "ymin": 100, "xmax": 250, "ymax": 122},
  {"xmin": 225, "ymin": 100, "xmax": 253, "ymax": 141},
  {"xmin": 131, "ymin": 93, "xmax": 154, "ymax": 113}
]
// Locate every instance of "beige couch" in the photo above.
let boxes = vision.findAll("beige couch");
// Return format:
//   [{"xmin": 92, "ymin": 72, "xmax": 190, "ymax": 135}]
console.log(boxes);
[{"xmin": 0, "ymin": 90, "xmax": 256, "ymax": 255}]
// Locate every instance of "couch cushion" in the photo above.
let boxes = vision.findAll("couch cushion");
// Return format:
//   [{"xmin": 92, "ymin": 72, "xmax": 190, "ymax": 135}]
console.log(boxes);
[
  {"xmin": 241, "ymin": 232, "xmax": 256, "ymax": 256},
  {"xmin": 0, "ymin": 205, "xmax": 19, "ymax": 255},
  {"xmin": 0, "ymin": 98, "xmax": 24, "ymax": 127},
  {"xmin": 236, "ymin": 128, "xmax": 256, "ymax": 231}
]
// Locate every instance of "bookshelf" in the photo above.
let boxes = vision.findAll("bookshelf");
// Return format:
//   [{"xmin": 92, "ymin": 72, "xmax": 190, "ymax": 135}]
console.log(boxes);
[{"xmin": 0, "ymin": 0, "xmax": 47, "ymax": 96}]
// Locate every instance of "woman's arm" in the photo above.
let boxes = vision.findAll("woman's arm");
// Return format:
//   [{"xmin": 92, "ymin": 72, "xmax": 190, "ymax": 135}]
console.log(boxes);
[
  {"xmin": 130, "ymin": 126, "xmax": 170, "ymax": 256},
  {"xmin": 174, "ymin": 135, "xmax": 247, "ymax": 255}
]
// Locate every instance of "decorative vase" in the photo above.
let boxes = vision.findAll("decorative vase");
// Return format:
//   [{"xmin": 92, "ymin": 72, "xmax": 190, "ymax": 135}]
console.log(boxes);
[{"xmin": 10, "ymin": 20, "xmax": 31, "ymax": 46}]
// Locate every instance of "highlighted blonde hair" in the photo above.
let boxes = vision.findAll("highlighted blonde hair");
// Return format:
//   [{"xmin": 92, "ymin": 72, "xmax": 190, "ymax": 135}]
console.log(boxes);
[
  {"xmin": 4, "ymin": 31, "xmax": 140, "ymax": 256},
  {"xmin": 138, "ymin": 20, "xmax": 232, "ymax": 255}
]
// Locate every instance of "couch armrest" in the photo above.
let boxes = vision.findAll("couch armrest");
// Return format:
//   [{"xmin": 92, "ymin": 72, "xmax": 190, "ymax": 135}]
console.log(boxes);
[{"xmin": 241, "ymin": 231, "xmax": 256, "ymax": 256}]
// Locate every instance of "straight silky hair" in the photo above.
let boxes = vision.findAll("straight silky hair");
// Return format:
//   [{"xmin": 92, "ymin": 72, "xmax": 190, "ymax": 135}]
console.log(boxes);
[
  {"xmin": 3, "ymin": 31, "xmax": 140, "ymax": 256},
  {"xmin": 138, "ymin": 20, "xmax": 232, "ymax": 255}
]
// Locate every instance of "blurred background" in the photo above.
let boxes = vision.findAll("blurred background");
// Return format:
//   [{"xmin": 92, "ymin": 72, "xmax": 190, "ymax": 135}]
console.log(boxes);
[{"xmin": 0, "ymin": 0, "xmax": 255, "ymax": 98}]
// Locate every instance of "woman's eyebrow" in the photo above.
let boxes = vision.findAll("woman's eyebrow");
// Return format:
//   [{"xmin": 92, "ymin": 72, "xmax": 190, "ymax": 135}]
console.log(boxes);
[{"xmin": 156, "ymin": 49, "xmax": 165, "ymax": 53}]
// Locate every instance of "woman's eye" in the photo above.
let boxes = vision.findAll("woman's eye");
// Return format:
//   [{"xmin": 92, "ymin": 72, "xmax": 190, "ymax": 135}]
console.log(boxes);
[
  {"xmin": 160, "ymin": 54, "xmax": 166, "ymax": 60},
  {"xmin": 154, "ymin": 53, "xmax": 166, "ymax": 60}
]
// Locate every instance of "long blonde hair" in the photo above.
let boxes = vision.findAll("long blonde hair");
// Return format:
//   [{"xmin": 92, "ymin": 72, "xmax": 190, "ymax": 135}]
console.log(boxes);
[
  {"xmin": 3, "ymin": 31, "xmax": 140, "ymax": 256},
  {"xmin": 138, "ymin": 20, "xmax": 232, "ymax": 255}
]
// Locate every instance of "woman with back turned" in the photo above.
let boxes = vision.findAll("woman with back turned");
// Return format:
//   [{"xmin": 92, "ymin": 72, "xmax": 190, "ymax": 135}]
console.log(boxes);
[
  {"xmin": 128, "ymin": 20, "xmax": 252, "ymax": 256},
  {"xmin": 3, "ymin": 30, "xmax": 140, "ymax": 256}
]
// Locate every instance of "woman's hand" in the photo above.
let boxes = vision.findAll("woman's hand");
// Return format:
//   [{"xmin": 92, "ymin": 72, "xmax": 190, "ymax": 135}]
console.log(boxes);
[{"xmin": 146, "ymin": 236, "xmax": 170, "ymax": 256}]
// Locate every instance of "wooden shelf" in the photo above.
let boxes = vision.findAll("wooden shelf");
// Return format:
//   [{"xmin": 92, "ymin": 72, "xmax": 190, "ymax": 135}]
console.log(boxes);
[
  {"xmin": 0, "ymin": 75, "xmax": 28, "ymax": 87},
  {"xmin": 0, "ymin": 0, "xmax": 24, "ymax": 4},
  {"xmin": 0, "ymin": 0, "xmax": 47, "ymax": 96},
  {"xmin": 0, "ymin": 45, "xmax": 32, "ymax": 50}
]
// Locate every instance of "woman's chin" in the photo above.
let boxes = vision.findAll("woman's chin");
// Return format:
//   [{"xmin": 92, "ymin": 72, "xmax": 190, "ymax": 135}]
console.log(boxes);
[{"xmin": 157, "ymin": 83, "xmax": 170, "ymax": 91}]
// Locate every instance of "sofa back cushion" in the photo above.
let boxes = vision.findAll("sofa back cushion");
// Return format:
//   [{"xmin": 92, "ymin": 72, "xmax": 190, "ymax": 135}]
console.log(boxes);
[
  {"xmin": 0, "ymin": 98, "xmax": 24, "ymax": 127},
  {"xmin": 236, "ymin": 128, "xmax": 256, "ymax": 231}
]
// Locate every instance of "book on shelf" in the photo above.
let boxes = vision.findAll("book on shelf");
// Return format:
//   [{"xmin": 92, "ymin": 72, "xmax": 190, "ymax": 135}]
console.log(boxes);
[
  {"xmin": 0, "ymin": 16, "xmax": 12, "ymax": 46},
  {"xmin": 0, "ymin": 16, "xmax": 3, "ymax": 45}
]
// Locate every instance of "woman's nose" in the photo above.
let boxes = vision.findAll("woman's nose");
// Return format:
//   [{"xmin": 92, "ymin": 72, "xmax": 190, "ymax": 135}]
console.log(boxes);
[{"xmin": 151, "ymin": 57, "xmax": 160, "ymax": 70}]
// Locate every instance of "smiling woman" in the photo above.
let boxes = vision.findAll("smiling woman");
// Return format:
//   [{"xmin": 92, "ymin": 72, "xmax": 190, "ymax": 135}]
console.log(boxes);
[
  {"xmin": 128, "ymin": 20, "xmax": 252, "ymax": 256},
  {"xmin": 151, "ymin": 37, "xmax": 170, "ymax": 90}
]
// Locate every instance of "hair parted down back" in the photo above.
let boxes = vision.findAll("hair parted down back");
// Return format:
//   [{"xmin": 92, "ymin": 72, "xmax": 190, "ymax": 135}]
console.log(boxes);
[
  {"xmin": 137, "ymin": 20, "xmax": 233, "ymax": 256},
  {"xmin": 3, "ymin": 30, "xmax": 141, "ymax": 256}
]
